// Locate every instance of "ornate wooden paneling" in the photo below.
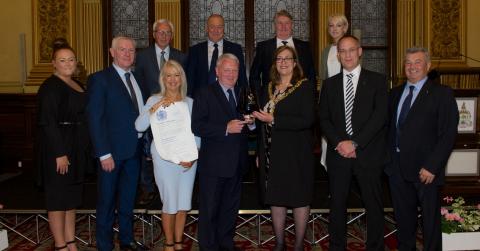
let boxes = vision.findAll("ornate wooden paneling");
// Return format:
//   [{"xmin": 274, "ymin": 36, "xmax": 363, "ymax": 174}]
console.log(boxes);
[
  {"xmin": 427, "ymin": 0, "xmax": 466, "ymax": 64},
  {"xmin": 25, "ymin": 0, "xmax": 76, "ymax": 90},
  {"xmin": 395, "ymin": 0, "xmax": 416, "ymax": 81},
  {"xmin": 0, "ymin": 94, "xmax": 37, "ymax": 170}
]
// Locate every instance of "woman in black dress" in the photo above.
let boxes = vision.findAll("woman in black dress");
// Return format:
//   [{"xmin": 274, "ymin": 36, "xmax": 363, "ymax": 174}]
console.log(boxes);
[
  {"xmin": 37, "ymin": 40, "xmax": 91, "ymax": 251},
  {"xmin": 253, "ymin": 46, "xmax": 315, "ymax": 251}
]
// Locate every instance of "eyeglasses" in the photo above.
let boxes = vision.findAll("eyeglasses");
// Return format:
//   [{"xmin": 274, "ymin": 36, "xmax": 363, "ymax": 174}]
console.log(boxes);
[
  {"xmin": 155, "ymin": 30, "xmax": 172, "ymax": 37},
  {"xmin": 276, "ymin": 57, "xmax": 294, "ymax": 63}
]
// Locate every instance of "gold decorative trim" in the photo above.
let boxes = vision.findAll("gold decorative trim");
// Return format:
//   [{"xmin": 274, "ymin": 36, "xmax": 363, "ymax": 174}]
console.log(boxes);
[
  {"xmin": 424, "ymin": 0, "xmax": 466, "ymax": 66},
  {"xmin": 26, "ymin": 0, "xmax": 76, "ymax": 87}
]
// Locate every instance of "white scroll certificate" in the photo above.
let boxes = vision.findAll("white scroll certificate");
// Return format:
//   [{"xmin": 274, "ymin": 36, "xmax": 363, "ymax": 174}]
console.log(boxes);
[{"xmin": 150, "ymin": 101, "xmax": 198, "ymax": 164}]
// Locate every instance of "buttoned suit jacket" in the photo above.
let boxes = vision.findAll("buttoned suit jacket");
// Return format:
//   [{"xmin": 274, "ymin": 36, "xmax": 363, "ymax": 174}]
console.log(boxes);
[
  {"xmin": 386, "ymin": 79, "xmax": 459, "ymax": 185},
  {"xmin": 191, "ymin": 82, "xmax": 249, "ymax": 178},
  {"xmin": 86, "ymin": 66, "xmax": 147, "ymax": 160},
  {"xmin": 318, "ymin": 68, "xmax": 388, "ymax": 170}
]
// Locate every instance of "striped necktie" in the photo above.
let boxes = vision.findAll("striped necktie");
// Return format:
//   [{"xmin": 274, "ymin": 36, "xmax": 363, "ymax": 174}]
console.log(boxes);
[{"xmin": 345, "ymin": 73, "xmax": 354, "ymax": 136}]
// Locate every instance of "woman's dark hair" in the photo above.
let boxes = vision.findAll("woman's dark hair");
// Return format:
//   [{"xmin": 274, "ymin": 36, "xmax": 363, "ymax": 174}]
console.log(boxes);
[
  {"xmin": 51, "ymin": 38, "xmax": 75, "ymax": 60},
  {"xmin": 269, "ymin": 46, "xmax": 304, "ymax": 85}
]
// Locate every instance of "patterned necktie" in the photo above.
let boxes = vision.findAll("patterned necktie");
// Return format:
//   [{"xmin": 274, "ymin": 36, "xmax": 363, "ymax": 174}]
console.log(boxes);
[
  {"xmin": 124, "ymin": 72, "xmax": 139, "ymax": 114},
  {"xmin": 227, "ymin": 89, "xmax": 237, "ymax": 113},
  {"xmin": 345, "ymin": 73, "xmax": 354, "ymax": 136},
  {"xmin": 281, "ymin": 41, "xmax": 288, "ymax": 46},
  {"xmin": 208, "ymin": 43, "xmax": 219, "ymax": 84},
  {"xmin": 159, "ymin": 50, "xmax": 166, "ymax": 70}
]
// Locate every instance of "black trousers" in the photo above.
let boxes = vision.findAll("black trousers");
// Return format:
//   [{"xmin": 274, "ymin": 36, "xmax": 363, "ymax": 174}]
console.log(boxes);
[
  {"xmin": 328, "ymin": 159, "xmax": 385, "ymax": 251},
  {"xmin": 198, "ymin": 172, "xmax": 242, "ymax": 251},
  {"xmin": 388, "ymin": 153, "xmax": 442, "ymax": 251}
]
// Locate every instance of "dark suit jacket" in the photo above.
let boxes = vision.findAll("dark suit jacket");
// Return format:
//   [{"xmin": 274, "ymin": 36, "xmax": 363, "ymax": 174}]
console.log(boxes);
[
  {"xmin": 186, "ymin": 40, "xmax": 247, "ymax": 97},
  {"xmin": 135, "ymin": 45, "xmax": 186, "ymax": 96},
  {"xmin": 191, "ymin": 82, "xmax": 249, "ymax": 178},
  {"xmin": 386, "ymin": 79, "xmax": 459, "ymax": 184},
  {"xmin": 86, "ymin": 66, "xmax": 147, "ymax": 160},
  {"xmin": 250, "ymin": 38, "xmax": 316, "ymax": 96},
  {"xmin": 318, "ymin": 68, "xmax": 388, "ymax": 169}
]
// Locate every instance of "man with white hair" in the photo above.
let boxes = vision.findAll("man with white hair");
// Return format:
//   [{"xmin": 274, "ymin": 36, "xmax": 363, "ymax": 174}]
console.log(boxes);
[
  {"xmin": 135, "ymin": 19, "xmax": 187, "ymax": 206},
  {"xmin": 87, "ymin": 36, "xmax": 147, "ymax": 251}
]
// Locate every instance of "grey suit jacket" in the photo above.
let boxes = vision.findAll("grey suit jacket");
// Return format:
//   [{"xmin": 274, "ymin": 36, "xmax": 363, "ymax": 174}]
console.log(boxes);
[{"xmin": 135, "ymin": 44, "xmax": 186, "ymax": 96}]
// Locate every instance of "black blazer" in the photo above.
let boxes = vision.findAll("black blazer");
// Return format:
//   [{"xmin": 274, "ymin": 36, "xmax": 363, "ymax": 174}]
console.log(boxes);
[
  {"xmin": 191, "ymin": 82, "xmax": 249, "ymax": 178},
  {"xmin": 386, "ymin": 79, "xmax": 459, "ymax": 184},
  {"xmin": 249, "ymin": 38, "xmax": 316, "ymax": 96},
  {"xmin": 135, "ymin": 45, "xmax": 186, "ymax": 96},
  {"xmin": 186, "ymin": 40, "xmax": 247, "ymax": 97},
  {"xmin": 318, "ymin": 68, "xmax": 388, "ymax": 169}
]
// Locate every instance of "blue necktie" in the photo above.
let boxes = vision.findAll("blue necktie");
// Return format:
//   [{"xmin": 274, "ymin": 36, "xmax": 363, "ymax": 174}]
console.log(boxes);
[
  {"xmin": 398, "ymin": 86, "xmax": 415, "ymax": 129},
  {"xmin": 227, "ymin": 89, "xmax": 237, "ymax": 113},
  {"xmin": 208, "ymin": 43, "xmax": 218, "ymax": 84},
  {"xmin": 396, "ymin": 85, "xmax": 415, "ymax": 148}
]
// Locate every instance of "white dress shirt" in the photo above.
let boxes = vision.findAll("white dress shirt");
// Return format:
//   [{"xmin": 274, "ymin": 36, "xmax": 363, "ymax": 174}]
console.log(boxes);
[
  {"xmin": 155, "ymin": 44, "xmax": 170, "ymax": 68},
  {"xmin": 208, "ymin": 39, "xmax": 224, "ymax": 69},
  {"xmin": 276, "ymin": 37, "xmax": 295, "ymax": 49},
  {"xmin": 327, "ymin": 45, "xmax": 341, "ymax": 77}
]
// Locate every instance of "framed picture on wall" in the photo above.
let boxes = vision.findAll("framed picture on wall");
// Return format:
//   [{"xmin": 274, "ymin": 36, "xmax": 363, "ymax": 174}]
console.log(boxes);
[
  {"xmin": 445, "ymin": 149, "xmax": 480, "ymax": 176},
  {"xmin": 456, "ymin": 97, "xmax": 477, "ymax": 133}
]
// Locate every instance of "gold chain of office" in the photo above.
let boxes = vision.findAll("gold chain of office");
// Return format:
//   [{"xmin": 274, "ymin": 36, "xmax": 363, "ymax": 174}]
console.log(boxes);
[{"xmin": 267, "ymin": 78, "xmax": 307, "ymax": 114}]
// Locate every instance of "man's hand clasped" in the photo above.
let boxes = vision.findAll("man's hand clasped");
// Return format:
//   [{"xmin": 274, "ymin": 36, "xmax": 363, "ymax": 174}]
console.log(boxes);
[{"xmin": 335, "ymin": 140, "xmax": 357, "ymax": 158}]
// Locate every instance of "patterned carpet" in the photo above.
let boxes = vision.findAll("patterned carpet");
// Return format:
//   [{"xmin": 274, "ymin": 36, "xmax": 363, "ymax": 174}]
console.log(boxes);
[{"xmin": 2, "ymin": 212, "xmax": 419, "ymax": 250}]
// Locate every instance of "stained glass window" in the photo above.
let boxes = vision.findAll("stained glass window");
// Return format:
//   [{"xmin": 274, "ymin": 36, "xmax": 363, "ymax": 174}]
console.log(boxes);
[{"xmin": 111, "ymin": 0, "xmax": 150, "ymax": 48}]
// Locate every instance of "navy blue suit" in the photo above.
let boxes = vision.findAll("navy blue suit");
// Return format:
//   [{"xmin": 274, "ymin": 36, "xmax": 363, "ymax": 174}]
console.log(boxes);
[
  {"xmin": 86, "ymin": 66, "xmax": 146, "ymax": 251},
  {"xmin": 135, "ymin": 45, "xmax": 186, "ymax": 96},
  {"xmin": 250, "ymin": 38, "xmax": 316, "ymax": 97},
  {"xmin": 386, "ymin": 79, "xmax": 458, "ymax": 251},
  {"xmin": 191, "ymin": 82, "xmax": 249, "ymax": 251},
  {"xmin": 186, "ymin": 40, "xmax": 247, "ymax": 97}
]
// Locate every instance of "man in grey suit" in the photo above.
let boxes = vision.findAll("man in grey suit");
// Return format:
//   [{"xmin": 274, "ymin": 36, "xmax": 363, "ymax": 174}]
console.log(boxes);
[
  {"xmin": 136, "ymin": 19, "xmax": 186, "ymax": 96},
  {"xmin": 135, "ymin": 19, "xmax": 187, "ymax": 205}
]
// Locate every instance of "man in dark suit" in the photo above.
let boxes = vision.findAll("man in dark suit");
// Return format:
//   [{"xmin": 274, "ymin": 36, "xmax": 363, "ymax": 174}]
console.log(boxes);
[
  {"xmin": 318, "ymin": 35, "xmax": 388, "ymax": 251},
  {"xmin": 250, "ymin": 9, "xmax": 316, "ymax": 97},
  {"xmin": 136, "ymin": 19, "xmax": 186, "ymax": 96},
  {"xmin": 192, "ymin": 53, "xmax": 254, "ymax": 251},
  {"xmin": 386, "ymin": 47, "xmax": 458, "ymax": 251},
  {"xmin": 186, "ymin": 14, "xmax": 247, "ymax": 97},
  {"xmin": 87, "ymin": 36, "xmax": 146, "ymax": 251},
  {"xmin": 134, "ymin": 19, "xmax": 186, "ymax": 205}
]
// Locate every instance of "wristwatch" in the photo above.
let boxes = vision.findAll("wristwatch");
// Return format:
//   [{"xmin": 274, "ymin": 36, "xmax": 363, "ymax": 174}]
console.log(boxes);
[{"xmin": 351, "ymin": 141, "xmax": 358, "ymax": 149}]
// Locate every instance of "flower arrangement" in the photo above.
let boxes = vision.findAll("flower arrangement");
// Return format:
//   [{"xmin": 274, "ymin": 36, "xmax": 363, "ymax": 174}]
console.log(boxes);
[{"xmin": 441, "ymin": 196, "xmax": 480, "ymax": 234}]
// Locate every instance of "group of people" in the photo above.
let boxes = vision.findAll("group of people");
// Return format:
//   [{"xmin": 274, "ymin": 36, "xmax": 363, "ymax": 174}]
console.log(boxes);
[{"xmin": 36, "ymin": 9, "xmax": 459, "ymax": 251}]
